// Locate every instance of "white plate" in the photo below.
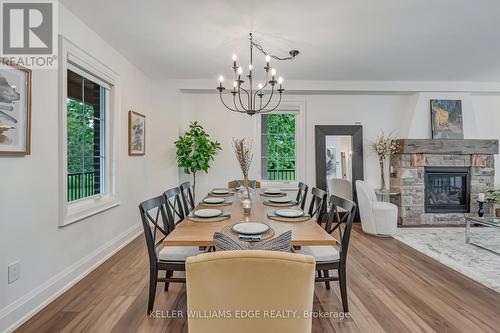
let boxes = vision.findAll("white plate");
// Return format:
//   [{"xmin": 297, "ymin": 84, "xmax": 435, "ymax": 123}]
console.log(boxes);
[
  {"xmin": 193, "ymin": 208, "xmax": 223, "ymax": 218},
  {"xmin": 264, "ymin": 188, "xmax": 281, "ymax": 195},
  {"xmin": 203, "ymin": 197, "xmax": 225, "ymax": 204},
  {"xmin": 212, "ymin": 189, "xmax": 230, "ymax": 195},
  {"xmin": 232, "ymin": 222, "xmax": 270, "ymax": 235},
  {"xmin": 269, "ymin": 197, "xmax": 292, "ymax": 203},
  {"xmin": 275, "ymin": 208, "xmax": 304, "ymax": 218}
]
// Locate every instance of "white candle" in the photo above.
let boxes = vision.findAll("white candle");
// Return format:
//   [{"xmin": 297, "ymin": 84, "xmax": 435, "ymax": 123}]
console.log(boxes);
[{"xmin": 478, "ymin": 193, "xmax": 485, "ymax": 202}]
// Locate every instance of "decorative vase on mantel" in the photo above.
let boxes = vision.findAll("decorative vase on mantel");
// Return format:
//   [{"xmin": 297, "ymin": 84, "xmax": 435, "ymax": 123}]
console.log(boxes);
[{"xmin": 379, "ymin": 157, "xmax": 390, "ymax": 191}]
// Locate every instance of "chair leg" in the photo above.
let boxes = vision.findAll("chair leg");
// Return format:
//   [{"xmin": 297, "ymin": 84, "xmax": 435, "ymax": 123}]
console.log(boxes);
[
  {"xmin": 148, "ymin": 268, "xmax": 158, "ymax": 314},
  {"xmin": 323, "ymin": 270, "xmax": 331, "ymax": 290},
  {"xmin": 164, "ymin": 270, "xmax": 172, "ymax": 291},
  {"xmin": 339, "ymin": 267, "xmax": 349, "ymax": 313},
  {"xmin": 317, "ymin": 270, "xmax": 322, "ymax": 279}
]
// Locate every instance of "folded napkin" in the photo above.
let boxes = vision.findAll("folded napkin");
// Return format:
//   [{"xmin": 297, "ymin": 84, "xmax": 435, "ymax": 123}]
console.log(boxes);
[{"xmin": 238, "ymin": 234, "xmax": 262, "ymax": 241}]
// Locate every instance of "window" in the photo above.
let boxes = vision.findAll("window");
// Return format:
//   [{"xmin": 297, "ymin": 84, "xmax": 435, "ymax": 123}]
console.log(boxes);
[
  {"xmin": 261, "ymin": 113, "xmax": 297, "ymax": 181},
  {"xmin": 66, "ymin": 69, "xmax": 106, "ymax": 201},
  {"xmin": 59, "ymin": 38, "xmax": 120, "ymax": 226}
]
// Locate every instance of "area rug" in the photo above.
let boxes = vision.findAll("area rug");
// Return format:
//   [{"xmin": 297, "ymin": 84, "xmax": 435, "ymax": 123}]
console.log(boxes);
[{"xmin": 395, "ymin": 227, "xmax": 500, "ymax": 294}]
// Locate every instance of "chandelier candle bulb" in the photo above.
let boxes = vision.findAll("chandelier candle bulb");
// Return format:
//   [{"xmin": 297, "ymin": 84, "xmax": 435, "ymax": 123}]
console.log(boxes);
[{"xmin": 258, "ymin": 83, "xmax": 263, "ymax": 89}]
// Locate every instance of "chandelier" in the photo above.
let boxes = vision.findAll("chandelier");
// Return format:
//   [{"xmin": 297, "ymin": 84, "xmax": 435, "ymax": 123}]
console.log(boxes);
[{"xmin": 216, "ymin": 33, "xmax": 299, "ymax": 116}]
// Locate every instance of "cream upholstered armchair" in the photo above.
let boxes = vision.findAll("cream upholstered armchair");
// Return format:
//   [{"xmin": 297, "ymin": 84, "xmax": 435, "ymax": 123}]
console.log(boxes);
[
  {"xmin": 355, "ymin": 180, "xmax": 398, "ymax": 236},
  {"xmin": 186, "ymin": 250, "xmax": 316, "ymax": 333}
]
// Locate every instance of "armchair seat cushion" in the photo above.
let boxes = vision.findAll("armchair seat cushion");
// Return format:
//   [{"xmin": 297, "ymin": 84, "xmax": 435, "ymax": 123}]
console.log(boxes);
[
  {"xmin": 295, "ymin": 245, "xmax": 340, "ymax": 262},
  {"xmin": 159, "ymin": 246, "xmax": 200, "ymax": 261}
]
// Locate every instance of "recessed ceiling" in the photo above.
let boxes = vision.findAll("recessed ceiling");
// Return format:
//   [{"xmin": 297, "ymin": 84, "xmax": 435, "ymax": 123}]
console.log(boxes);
[{"xmin": 60, "ymin": 0, "xmax": 500, "ymax": 81}]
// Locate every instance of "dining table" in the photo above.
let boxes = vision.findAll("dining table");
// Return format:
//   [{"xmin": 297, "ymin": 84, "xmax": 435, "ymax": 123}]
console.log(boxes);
[{"xmin": 163, "ymin": 188, "xmax": 337, "ymax": 247}]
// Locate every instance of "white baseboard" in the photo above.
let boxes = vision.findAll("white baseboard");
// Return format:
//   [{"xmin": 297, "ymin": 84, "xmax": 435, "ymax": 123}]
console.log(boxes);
[{"xmin": 0, "ymin": 224, "xmax": 143, "ymax": 333}]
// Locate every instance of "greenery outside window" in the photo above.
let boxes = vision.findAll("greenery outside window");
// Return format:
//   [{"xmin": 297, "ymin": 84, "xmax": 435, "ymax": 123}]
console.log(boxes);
[
  {"xmin": 261, "ymin": 113, "xmax": 297, "ymax": 181},
  {"xmin": 67, "ymin": 69, "xmax": 106, "ymax": 202}
]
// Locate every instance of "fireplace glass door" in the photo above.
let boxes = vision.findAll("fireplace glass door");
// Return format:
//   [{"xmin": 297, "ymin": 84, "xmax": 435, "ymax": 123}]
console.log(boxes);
[{"xmin": 424, "ymin": 167, "xmax": 470, "ymax": 213}]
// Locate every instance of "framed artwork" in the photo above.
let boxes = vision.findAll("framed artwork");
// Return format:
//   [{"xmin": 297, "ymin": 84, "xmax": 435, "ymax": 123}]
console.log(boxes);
[
  {"xmin": 430, "ymin": 99, "xmax": 464, "ymax": 139},
  {"xmin": 0, "ymin": 61, "xmax": 32, "ymax": 155},
  {"xmin": 128, "ymin": 110, "xmax": 145, "ymax": 155}
]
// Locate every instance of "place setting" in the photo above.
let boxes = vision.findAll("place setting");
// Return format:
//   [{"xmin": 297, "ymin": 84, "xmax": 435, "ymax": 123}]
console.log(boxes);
[
  {"xmin": 263, "ymin": 196, "xmax": 298, "ymax": 207},
  {"xmin": 209, "ymin": 188, "xmax": 235, "ymax": 197},
  {"xmin": 200, "ymin": 196, "xmax": 232, "ymax": 207},
  {"xmin": 187, "ymin": 208, "xmax": 231, "ymax": 223},
  {"xmin": 267, "ymin": 208, "xmax": 311, "ymax": 222},
  {"xmin": 259, "ymin": 188, "xmax": 287, "ymax": 198},
  {"xmin": 222, "ymin": 221, "xmax": 275, "ymax": 242}
]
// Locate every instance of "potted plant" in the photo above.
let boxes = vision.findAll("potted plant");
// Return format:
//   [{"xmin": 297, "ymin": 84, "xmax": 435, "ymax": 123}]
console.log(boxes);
[
  {"xmin": 175, "ymin": 121, "xmax": 221, "ymax": 199},
  {"xmin": 486, "ymin": 189, "xmax": 500, "ymax": 217}
]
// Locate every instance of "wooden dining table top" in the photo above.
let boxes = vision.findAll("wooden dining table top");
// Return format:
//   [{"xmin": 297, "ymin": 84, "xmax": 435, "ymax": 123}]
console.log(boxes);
[{"xmin": 163, "ymin": 189, "xmax": 337, "ymax": 247}]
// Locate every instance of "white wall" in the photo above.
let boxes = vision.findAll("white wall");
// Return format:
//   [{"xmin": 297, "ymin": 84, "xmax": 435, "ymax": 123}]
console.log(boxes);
[
  {"xmin": 0, "ymin": 5, "xmax": 180, "ymax": 331},
  {"xmin": 179, "ymin": 89, "xmax": 500, "ymax": 199}
]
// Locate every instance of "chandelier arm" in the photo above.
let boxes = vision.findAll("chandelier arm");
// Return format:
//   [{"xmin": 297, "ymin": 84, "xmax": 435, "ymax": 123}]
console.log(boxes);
[
  {"xmin": 238, "ymin": 87, "xmax": 250, "ymax": 111},
  {"xmin": 219, "ymin": 93, "xmax": 239, "ymax": 112},
  {"xmin": 261, "ymin": 93, "xmax": 283, "ymax": 113},
  {"xmin": 253, "ymin": 80, "xmax": 269, "ymax": 101},
  {"xmin": 233, "ymin": 94, "xmax": 245, "ymax": 113},
  {"xmin": 258, "ymin": 85, "xmax": 276, "ymax": 111}
]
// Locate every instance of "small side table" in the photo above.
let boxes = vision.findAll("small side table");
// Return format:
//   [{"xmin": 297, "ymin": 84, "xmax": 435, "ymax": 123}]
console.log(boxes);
[{"xmin": 375, "ymin": 189, "xmax": 400, "ymax": 204}]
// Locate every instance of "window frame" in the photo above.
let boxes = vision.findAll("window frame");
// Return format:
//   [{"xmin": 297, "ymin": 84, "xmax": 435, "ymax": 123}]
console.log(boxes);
[
  {"xmin": 255, "ymin": 101, "xmax": 306, "ymax": 189},
  {"xmin": 58, "ymin": 37, "xmax": 121, "ymax": 226}
]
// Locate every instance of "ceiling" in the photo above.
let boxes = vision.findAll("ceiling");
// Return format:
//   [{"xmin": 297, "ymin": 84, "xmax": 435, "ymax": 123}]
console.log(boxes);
[{"xmin": 60, "ymin": 0, "xmax": 500, "ymax": 81}]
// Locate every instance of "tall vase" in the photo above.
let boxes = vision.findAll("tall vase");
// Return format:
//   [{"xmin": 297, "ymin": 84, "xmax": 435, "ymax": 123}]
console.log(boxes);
[{"xmin": 379, "ymin": 158, "xmax": 387, "ymax": 191}]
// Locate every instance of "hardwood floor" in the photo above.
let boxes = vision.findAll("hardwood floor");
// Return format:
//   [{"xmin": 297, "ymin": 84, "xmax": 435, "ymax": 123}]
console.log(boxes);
[{"xmin": 16, "ymin": 225, "xmax": 500, "ymax": 333}]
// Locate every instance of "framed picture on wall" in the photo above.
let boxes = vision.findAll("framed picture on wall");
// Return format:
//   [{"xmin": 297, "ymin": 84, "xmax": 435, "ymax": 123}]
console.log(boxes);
[
  {"xmin": 430, "ymin": 99, "xmax": 464, "ymax": 139},
  {"xmin": 0, "ymin": 61, "xmax": 32, "ymax": 155},
  {"xmin": 128, "ymin": 111, "xmax": 146, "ymax": 155}
]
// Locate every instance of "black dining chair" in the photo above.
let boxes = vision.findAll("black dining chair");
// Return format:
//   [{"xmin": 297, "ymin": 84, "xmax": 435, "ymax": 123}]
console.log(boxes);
[
  {"xmin": 164, "ymin": 187, "xmax": 185, "ymax": 226},
  {"xmin": 294, "ymin": 194, "xmax": 356, "ymax": 313},
  {"xmin": 139, "ymin": 195, "xmax": 201, "ymax": 314},
  {"xmin": 296, "ymin": 182, "xmax": 309, "ymax": 210},
  {"xmin": 308, "ymin": 187, "xmax": 328, "ymax": 224},
  {"xmin": 180, "ymin": 181, "xmax": 195, "ymax": 216}
]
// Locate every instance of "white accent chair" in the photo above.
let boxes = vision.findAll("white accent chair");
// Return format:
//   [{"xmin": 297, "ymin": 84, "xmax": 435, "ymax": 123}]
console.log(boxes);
[
  {"xmin": 327, "ymin": 178, "xmax": 353, "ymax": 200},
  {"xmin": 355, "ymin": 180, "xmax": 398, "ymax": 236}
]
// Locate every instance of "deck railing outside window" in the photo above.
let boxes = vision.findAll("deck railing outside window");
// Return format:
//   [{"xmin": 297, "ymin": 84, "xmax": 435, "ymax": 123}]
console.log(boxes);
[
  {"xmin": 267, "ymin": 169, "xmax": 296, "ymax": 181},
  {"xmin": 67, "ymin": 171, "xmax": 96, "ymax": 201}
]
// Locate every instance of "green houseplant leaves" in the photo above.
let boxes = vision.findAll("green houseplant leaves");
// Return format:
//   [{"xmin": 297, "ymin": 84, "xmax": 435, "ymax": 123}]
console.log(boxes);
[{"xmin": 175, "ymin": 122, "xmax": 221, "ymax": 197}]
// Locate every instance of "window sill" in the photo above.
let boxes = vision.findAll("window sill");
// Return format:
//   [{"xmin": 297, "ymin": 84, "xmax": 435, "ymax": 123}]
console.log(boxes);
[
  {"xmin": 261, "ymin": 180, "xmax": 299, "ymax": 190},
  {"xmin": 60, "ymin": 195, "xmax": 120, "ymax": 227}
]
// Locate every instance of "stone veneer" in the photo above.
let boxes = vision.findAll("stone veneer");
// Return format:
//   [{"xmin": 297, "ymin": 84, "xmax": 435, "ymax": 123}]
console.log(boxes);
[{"xmin": 390, "ymin": 139, "xmax": 499, "ymax": 225}]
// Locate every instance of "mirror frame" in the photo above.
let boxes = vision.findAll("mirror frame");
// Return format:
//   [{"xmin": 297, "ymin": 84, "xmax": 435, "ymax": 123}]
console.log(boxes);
[{"xmin": 315, "ymin": 125, "xmax": 364, "ymax": 217}]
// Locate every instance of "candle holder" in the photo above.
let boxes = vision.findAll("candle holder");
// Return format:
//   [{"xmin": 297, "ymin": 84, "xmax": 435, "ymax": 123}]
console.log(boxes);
[{"xmin": 477, "ymin": 200, "xmax": 485, "ymax": 217}]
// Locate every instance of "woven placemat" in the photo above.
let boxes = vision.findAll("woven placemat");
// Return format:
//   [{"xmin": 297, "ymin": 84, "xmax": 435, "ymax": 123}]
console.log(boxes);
[
  {"xmin": 263, "ymin": 200, "xmax": 298, "ymax": 207},
  {"xmin": 259, "ymin": 192, "xmax": 286, "ymax": 198},
  {"xmin": 221, "ymin": 223, "xmax": 275, "ymax": 242},
  {"xmin": 187, "ymin": 212, "xmax": 231, "ymax": 223},
  {"xmin": 267, "ymin": 211, "xmax": 311, "ymax": 222}
]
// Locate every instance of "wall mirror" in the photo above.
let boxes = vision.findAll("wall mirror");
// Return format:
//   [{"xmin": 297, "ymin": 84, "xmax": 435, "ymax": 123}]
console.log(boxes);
[{"xmin": 315, "ymin": 125, "xmax": 364, "ymax": 217}]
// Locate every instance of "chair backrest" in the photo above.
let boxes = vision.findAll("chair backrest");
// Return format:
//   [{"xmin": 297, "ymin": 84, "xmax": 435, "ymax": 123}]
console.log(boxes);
[
  {"xmin": 296, "ymin": 182, "xmax": 309, "ymax": 209},
  {"xmin": 163, "ymin": 187, "xmax": 185, "ymax": 228},
  {"xmin": 139, "ymin": 195, "xmax": 170, "ymax": 267},
  {"xmin": 186, "ymin": 250, "xmax": 315, "ymax": 333},
  {"xmin": 324, "ymin": 195, "xmax": 357, "ymax": 264},
  {"xmin": 227, "ymin": 180, "xmax": 261, "ymax": 189},
  {"xmin": 327, "ymin": 178, "xmax": 353, "ymax": 201},
  {"xmin": 308, "ymin": 187, "xmax": 327, "ymax": 224},
  {"xmin": 180, "ymin": 181, "xmax": 195, "ymax": 216}
]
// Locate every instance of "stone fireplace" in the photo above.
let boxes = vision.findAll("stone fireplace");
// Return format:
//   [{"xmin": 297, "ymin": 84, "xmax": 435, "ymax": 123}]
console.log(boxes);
[{"xmin": 390, "ymin": 139, "xmax": 498, "ymax": 225}]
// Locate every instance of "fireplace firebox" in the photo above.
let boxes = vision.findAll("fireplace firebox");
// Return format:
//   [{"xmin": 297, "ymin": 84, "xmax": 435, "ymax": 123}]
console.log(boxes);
[{"xmin": 424, "ymin": 167, "xmax": 470, "ymax": 213}]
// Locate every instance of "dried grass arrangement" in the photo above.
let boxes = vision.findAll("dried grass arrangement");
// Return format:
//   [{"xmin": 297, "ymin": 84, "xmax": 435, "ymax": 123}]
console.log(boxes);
[{"xmin": 232, "ymin": 138, "xmax": 253, "ymax": 185}]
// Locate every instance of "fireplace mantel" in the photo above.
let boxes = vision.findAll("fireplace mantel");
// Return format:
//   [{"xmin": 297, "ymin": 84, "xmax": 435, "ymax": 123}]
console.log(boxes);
[{"xmin": 394, "ymin": 139, "xmax": 499, "ymax": 155}]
